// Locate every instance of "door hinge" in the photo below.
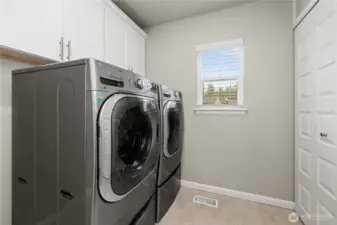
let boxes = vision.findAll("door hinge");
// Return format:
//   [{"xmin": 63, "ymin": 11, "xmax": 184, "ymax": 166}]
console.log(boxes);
[
  {"xmin": 66, "ymin": 40, "xmax": 72, "ymax": 61},
  {"xmin": 59, "ymin": 37, "xmax": 64, "ymax": 61}
]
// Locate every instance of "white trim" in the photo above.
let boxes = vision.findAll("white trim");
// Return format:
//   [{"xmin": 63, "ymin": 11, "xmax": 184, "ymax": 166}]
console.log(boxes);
[
  {"xmin": 196, "ymin": 51, "xmax": 203, "ymax": 106},
  {"xmin": 181, "ymin": 180, "xmax": 295, "ymax": 210},
  {"xmin": 203, "ymin": 75, "xmax": 239, "ymax": 82},
  {"xmin": 293, "ymin": 0, "xmax": 319, "ymax": 28},
  {"xmin": 238, "ymin": 41, "xmax": 245, "ymax": 106},
  {"xmin": 196, "ymin": 38, "xmax": 243, "ymax": 52},
  {"xmin": 194, "ymin": 106, "xmax": 248, "ymax": 115},
  {"xmin": 101, "ymin": 0, "xmax": 147, "ymax": 38}
]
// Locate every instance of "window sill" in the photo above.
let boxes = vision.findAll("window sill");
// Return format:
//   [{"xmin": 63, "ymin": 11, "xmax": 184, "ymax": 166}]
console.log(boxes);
[{"xmin": 194, "ymin": 106, "xmax": 248, "ymax": 115}]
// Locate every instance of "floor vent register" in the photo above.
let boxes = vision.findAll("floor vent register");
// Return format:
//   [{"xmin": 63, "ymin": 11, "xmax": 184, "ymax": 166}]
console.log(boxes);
[{"xmin": 193, "ymin": 195, "xmax": 218, "ymax": 208}]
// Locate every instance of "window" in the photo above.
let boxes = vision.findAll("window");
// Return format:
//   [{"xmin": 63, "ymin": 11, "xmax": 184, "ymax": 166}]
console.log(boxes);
[{"xmin": 195, "ymin": 38, "xmax": 247, "ymax": 114}]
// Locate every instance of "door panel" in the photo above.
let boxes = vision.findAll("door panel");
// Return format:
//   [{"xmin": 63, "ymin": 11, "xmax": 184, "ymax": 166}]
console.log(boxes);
[
  {"xmin": 64, "ymin": 0, "xmax": 105, "ymax": 60},
  {"xmin": 295, "ymin": 1, "xmax": 337, "ymax": 224},
  {"xmin": 298, "ymin": 184, "xmax": 312, "ymax": 217},
  {"xmin": 12, "ymin": 81, "xmax": 36, "ymax": 225},
  {"xmin": 58, "ymin": 75, "xmax": 86, "ymax": 225},
  {"xmin": 317, "ymin": 201, "xmax": 335, "ymax": 225},
  {"xmin": 35, "ymin": 80, "xmax": 58, "ymax": 224},
  {"xmin": 1, "ymin": 0, "xmax": 62, "ymax": 60},
  {"xmin": 127, "ymin": 28, "xmax": 146, "ymax": 76},
  {"xmin": 104, "ymin": 6, "xmax": 127, "ymax": 69},
  {"xmin": 299, "ymin": 148, "xmax": 312, "ymax": 178}
]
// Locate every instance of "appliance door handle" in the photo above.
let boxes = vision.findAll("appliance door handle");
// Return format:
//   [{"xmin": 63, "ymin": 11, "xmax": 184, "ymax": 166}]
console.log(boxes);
[
  {"xmin": 60, "ymin": 189, "xmax": 74, "ymax": 200},
  {"xmin": 66, "ymin": 40, "xmax": 72, "ymax": 61},
  {"xmin": 18, "ymin": 177, "xmax": 27, "ymax": 184},
  {"xmin": 157, "ymin": 123, "xmax": 160, "ymax": 142},
  {"xmin": 320, "ymin": 132, "xmax": 328, "ymax": 138},
  {"xmin": 163, "ymin": 106, "xmax": 170, "ymax": 157}
]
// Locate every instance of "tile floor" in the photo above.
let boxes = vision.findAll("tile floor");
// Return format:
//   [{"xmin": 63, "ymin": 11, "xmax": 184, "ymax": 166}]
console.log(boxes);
[{"xmin": 159, "ymin": 187, "xmax": 303, "ymax": 225}]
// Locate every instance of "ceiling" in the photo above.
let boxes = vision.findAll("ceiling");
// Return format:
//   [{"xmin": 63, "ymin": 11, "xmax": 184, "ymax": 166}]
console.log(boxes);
[{"xmin": 113, "ymin": 0, "xmax": 255, "ymax": 28}]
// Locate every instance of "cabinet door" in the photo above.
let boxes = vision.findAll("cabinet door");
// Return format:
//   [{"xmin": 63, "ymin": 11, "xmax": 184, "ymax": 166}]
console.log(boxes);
[
  {"xmin": 104, "ymin": 7, "xmax": 127, "ymax": 69},
  {"xmin": 127, "ymin": 28, "xmax": 146, "ymax": 76},
  {"xmin": 64, "ymin": 0, "xmax": 105, "ymax": 61},
  {"xmin": 1, "ymin": 0, "xmax": 63, "ymax": 60}
]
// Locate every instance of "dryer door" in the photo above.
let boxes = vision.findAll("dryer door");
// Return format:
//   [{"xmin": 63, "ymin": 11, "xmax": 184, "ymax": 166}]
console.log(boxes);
[
  {"xmin": 98, "ymin": 94, "xmax": 160, "ymax": 202},
  {"xmin": 163, "ymin": 100, "xmax": 184, "ymax": 158}
]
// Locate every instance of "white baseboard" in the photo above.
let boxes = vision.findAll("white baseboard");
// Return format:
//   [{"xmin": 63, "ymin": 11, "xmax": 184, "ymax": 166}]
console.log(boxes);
[{"xmin": 181, "ymin": 180, "xmax": 295, "ymax": 210}]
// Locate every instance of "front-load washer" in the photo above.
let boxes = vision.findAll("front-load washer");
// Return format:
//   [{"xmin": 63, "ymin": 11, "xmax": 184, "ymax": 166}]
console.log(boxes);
[
  {"xmin": 12, "ymin": 59, "xmax": 160, "ymax": 225},
  {"xmin": 156, "ymin": 85, "xmax": 184, "ymax": 222}
]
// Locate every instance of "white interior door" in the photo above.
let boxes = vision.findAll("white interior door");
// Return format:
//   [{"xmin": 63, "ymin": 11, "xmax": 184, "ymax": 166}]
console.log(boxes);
[{"xmin": 295, "ymin": 1, "xmax": 337, "ymax": 225}]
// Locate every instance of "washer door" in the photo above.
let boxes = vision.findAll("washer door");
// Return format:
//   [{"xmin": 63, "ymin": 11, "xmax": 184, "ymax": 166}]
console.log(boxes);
[
  {"xmin": 98, "ymin": 94, "xmax": 160, "ymax": 202},
  {"xmin": 163, "ymin": 100, "xmax": 184, "ymax": 158}
]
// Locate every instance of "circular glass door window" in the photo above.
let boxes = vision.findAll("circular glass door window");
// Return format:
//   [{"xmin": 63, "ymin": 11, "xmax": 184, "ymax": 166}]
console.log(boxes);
[
  {"xmin": 165, "ymin": 101, "xmax": 184, "ymax": 156},
  {"xmin": 110, "ymin": 96, "xmax": 159, "ymax": 195}
]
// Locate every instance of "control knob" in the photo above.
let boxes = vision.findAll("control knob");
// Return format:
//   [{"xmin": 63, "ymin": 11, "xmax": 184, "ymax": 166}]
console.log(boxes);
[{"xmin": 136, "ymin": 79, "xmax": 145, "ymax": 89}]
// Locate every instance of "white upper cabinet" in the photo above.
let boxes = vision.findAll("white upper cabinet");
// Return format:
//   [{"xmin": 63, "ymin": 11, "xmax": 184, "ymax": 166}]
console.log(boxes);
[
  {"xmin": 126, "ymin": 27, "xmax": 146, "ymax": 76},
  {"xmin": 0, "ymin": 0, "xmax": 146, "ymax": 70},
  {"xmin": 103, "ymin": 1, "xmax": 147, "ymax": 76},
  {"xmin": 104, "ymin": 7, "xmax": 127, "ymax": 69},
  {"xmin": 64, "ymin": 0, "xmax": 105, "ymax": 61},
  {"xmin": 0, "ymin": 0, "xmax": 63, "ymax": 60}
]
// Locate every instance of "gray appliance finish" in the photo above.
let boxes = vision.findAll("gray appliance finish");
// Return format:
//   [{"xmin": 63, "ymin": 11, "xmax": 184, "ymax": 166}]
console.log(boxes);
[
  {"xmin": 156, "ymin": 85, "xmax": 184, "ymax": 222},
  {"xmin": 12, "ymin": 59, "xmax": 160, "ymax": 225}
]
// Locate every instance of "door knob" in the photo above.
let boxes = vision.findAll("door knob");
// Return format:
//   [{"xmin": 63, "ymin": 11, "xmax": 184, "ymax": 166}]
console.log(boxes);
[{"xmin": 320, "ymin": 132, "xmax": 328, "ymax": 138}]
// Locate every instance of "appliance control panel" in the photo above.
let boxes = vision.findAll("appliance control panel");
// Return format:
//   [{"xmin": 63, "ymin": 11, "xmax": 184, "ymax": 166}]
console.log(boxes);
[
  {"xmin": 135, "ymin": 79, "xmax": 157, "ymax": 92},
  {"xmin": 162, "ymin": 85, "xmax": 182, "ymax": 100}
]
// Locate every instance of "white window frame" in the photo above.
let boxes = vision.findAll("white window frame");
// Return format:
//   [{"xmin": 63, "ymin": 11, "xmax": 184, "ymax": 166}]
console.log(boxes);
[{"xmin": 195, "ymin": 38, "xmax": 247, "ymax": 115}]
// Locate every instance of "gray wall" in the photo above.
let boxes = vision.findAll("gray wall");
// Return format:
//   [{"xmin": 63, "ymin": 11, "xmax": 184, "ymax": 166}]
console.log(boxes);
[
  {"xmin": 146, "ymin": 1, "xmax": 294, "ymax": 201},
  {"xmin": 296, "ymin": 0, "xmax": 311, "ymax": 16},
  {"xmin": 0, "ymin": 59, "xmax": 31, "ymax": 225}
]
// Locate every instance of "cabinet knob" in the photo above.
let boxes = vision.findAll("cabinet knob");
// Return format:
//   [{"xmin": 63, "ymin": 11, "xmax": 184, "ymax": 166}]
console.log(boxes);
[{"xmin": 136, "ymin": 79, "xmax": 144, "ymax": 89}]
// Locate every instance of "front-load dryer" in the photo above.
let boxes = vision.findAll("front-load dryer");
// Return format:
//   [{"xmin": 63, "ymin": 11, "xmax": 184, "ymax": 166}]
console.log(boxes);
[
  {"xmin": 156, "ymin": 85, "xmax": 184, "ymax": 222},
  {"xmin": 12, "ymin": 59, "xmax": 160, "ymax": 225}
]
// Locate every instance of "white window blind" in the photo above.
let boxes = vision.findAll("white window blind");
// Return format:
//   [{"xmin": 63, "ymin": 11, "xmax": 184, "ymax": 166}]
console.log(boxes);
[{"xmin": 200, "ymin": 46, "xmax": 243, "ymax": 81}]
